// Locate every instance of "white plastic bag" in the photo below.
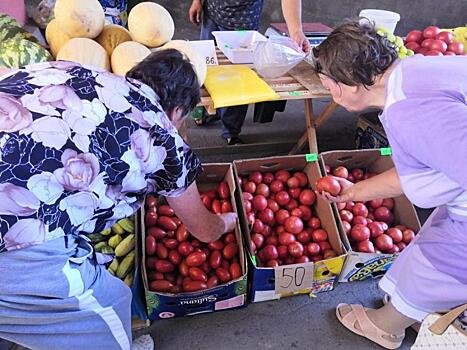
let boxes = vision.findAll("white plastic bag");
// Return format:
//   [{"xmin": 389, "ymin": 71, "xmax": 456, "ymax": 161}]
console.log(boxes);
[{"xmin": 253, "ymin": 36, "xmax": 306, "ymax": 79}]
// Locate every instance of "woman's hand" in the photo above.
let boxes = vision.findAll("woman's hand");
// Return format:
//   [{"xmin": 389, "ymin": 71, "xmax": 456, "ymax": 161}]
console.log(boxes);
[
  {"xmin": 220, "ymin": 212, "xmax": 237, "ymax": 234},
  {"xmin": 319, "ymin": 177, "xmax": 355, "ymax": 203},
  {"xmin": 188, "ymin": 0, "xmax": 203, "ymax": 25},
  {"xmin": 290, "ymin": 30, "xmax": 310, "ymax": 53}
]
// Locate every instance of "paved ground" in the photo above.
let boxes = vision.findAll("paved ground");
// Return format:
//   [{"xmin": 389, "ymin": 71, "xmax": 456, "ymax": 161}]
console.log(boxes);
[{"xmin": 148, "ymin": 100, "xmax": 425, "ymax": 350}]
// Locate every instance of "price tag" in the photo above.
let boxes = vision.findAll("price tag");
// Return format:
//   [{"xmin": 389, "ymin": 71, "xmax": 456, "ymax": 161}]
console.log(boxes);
[
  {"xmin": 380, "ymin": 147, "xmax": 392, "ymax": 156},
  {"xmin": 305, "ymin": 153, "xmax": 318, "ymax": 162},
  {"xmin": 190, "ymin": 40, "xmax": 218, "ymax": 66},
  {"xmin": 274, "ymin": 262, "xmax": 314, "ymax": 295}
]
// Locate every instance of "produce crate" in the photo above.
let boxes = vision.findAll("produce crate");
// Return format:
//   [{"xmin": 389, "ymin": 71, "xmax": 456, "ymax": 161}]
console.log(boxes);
[
  {"xmin": 141, "ymin": 164, "xmax": 248, "ymax": 320},
  {"xmin": 319, "ymin": 149, "xmax": 421, "ymax": 282},
  {"xmin": 233, "ymin": 155, "xmax": 346, "ymax": 303},
  {"xmin": 355, "ymin": 112, "xmax": 389, "ymax": 149}
]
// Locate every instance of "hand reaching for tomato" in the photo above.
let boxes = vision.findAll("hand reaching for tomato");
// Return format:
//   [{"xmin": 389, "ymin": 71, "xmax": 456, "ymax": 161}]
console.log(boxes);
[
  {"xmin": 219, "ymin": 212, "xmax": 238, "ymax": 238},
  {"xmin": 317, "ymin": 176, "xmax": 355, "ymax": 203}
]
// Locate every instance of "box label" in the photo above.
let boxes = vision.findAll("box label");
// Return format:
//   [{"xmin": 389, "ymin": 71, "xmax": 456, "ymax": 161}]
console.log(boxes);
[
  {"xmin": 191, "ymin": 40, "xmax": 218, "ymax": 66},
  {"xmin": 214, "ymin": 295, "xmax": 245, "ymax": 310},
  {"xmin": 274, "ymin": 262, "xmax": 314, "ymax": 295}
]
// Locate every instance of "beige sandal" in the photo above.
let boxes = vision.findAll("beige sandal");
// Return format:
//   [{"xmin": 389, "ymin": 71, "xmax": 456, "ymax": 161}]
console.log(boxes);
[{"xmin": 336, "ymin": 303, "xmax": 405, "ymax": 349}]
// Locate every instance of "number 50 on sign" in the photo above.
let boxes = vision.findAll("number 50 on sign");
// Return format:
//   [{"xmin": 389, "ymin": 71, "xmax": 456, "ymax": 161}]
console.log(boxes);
[{"xmin": 274, "ymin": 262, "xmax": 314, "ymax": 295}]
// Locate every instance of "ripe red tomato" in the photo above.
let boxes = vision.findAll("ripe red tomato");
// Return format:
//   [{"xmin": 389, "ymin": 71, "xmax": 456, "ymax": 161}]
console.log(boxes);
[
  {"xmin": 278, "ymin": 232, "xmax": 296, "ymax": 245},
  {"xmin": 405, "ymin": 30, "xmax": 423, "ymax": 43},
  {"xmin": 275, "ymin": 169, "xmax": 291, "ymax": 183},
  {"xmin": 357, "ymin": 240, "xmax": 375, "ymax": 253},
  {"xmin": 262, "ymin": 172, "xmax": 274, "ymax": 185},
  {"xmin": 339, "ymin": 209, "xmax": 354, "ymax": 223},
  {"xmin": 444, "ymin": 51, "xmax": 456, "ymax": 56},
  {"xmin": 145, "ymin": 211, "xmax": 158, "ymax": 227},
  {"xmin": 183, "ymin": 280, "xmax": 208, "ymax": 292},
  {"xmin": 387, "ymin": 228, "xmax": 403, "ymax": 243},
  {"xmin": 353, "ymin": 202, "xmax": 369, "ymax": 217},
  {"xmin": 207, "ymin": 276, "xmax": 219, "ymax": 288},
  {"xmin": 209, "ymin": 250, "xmax": 222, "ymax": 269},
  {"xmin": 222, "ymin": 243, "xmax": 238, "ymax": 260},
  {"xmin": 267, "ymin": 260, "xmax": 279, "ymax": 267},
  {"xmin": 350, "ymin": 224, "xmax": 370, "ymax": 242},
  {"xmin": 275, "ymin": 191, "xmax": 291, "ymax": 206},
  {"xmin": 249, "ymin": 171, "xmax": 263, "ymax": 185},
  {"xmin": 368, "ymin": 221, "xmax": 385, "ymax": 238},
  {"xmin": 296, "ymin": 230, "xmax": 312, "ymax": 244},
  {"xmin": 447, "ymin": 42, "xmax": 464, "ymax": 55},
  {"xmin": 164, "ymin": 239, "xmax": 179, "ymax": 250},
  {"xmin": 290, "ymin": 208, "xmax": 303, "ymax": 218},
  {"xmin": 156, "ymin": 244, "xmax": 168, "ymax": 259},
  {"xmin": 293, "ymin": 172, "xmax": 309, "ymax": 187},
  {"xmin": 423, "ymin": 26, "xmax": 440, "ymax": 39},
  {"xmin": 299, "ymin": 189, "xmax": 316, "ymax": 206},
  {"xmin": 351, "ymin": 168, "xmax": 364, "ymax": 180},
  {"xmin": 155, "ymin": 260, "xmax": 175, "ymax": 273},
  {"xmin": 150, "ymin": 280, "xmax": 173, "ymax": 292},
  {"xmin": 288, "ymin": 242, "xmax": 304, "ymax": 257},
  {"xmin": 145, "ymin": 195, "xmax": 157, "ymax": 208},
  {"xmin": 287, "ymin": 176, "xmax": 300, "ymax": 189},
  {"xmin": 178, "ymin": 242, "xmax": 194, "ymax": 256},
  {"xmin": 316, "ymin": 176, "xmax": 341, "ymax": 196},
  {"xmin": 430, "ymin": 39, "xmax": 448, "ymax": 53},
  {"xmin": 146, "ymin": 236, "xmax": 157, "ymax": 255},
  {"xmin": 256, "ymin": 183, "xmax": 270, "ymax": 197},
  {"xmin": 288, "ymin": 187, "xmax": 301, "ymax": 199},
  {"xmin": 402, "ymin": 229, "xmax": 415, "ymax": 244},
  {"xmin": 262, "ymin": 245, "xmax": 279, "ymax": 260},
  {"xmin": 375, "ymin": 234, "xmax": 394, "ymax": 252},
  {"xmin": 276, "ymin": 209, "xmax": 290, "ymax": 225},
  {"xmin": 298, "ymin": 205, "xmax": 312, "ymax": 220},
  {"xmin": 436, "ymin": 31, "xmax": 454, "ymax": 44},
  {"xmin": 285, "ymin": 199, "xmax": 299, "ymax": 211},
  {"xmin": 311, "ymin": 229, "xmax": 328, "ymax": 242},
  {"xmin": 308, "ymin": 217, "xmax": 321, "ymax": 229},
  {"xmin": 374, "ymin": 206, "xmax": 394, "ymax": 224},
  {"xmin": 158, "ymin": 204, "xmax": 175, "ymax": 217},
  {"xmin": 332, "ymin": 166, "xmax": 349, "ymax": 179},
  {"xmin": 186, "ymin": 251, "xmax": 207, "ymax": 267},
  {"xmin": 270, "ymin": 180, "xmax": 284, "ymax": 193},
  {"xmin": 277, "ymin": 245, "xmax": 289, "ymax": 258},
  {"xmin": 307, "ymin": 242, "xmax": 321, "ymax": 256},
  {"xmin": 189, "ymin": 267, "xmax": 208, "ymax": 282},
  {"xmin": 243, "ymin": 181, "xmax": 256, "ymax": 194},
  {"xmin": 369, "ymin": 199, "xmax": 383, "ymax": 209},
  {"xmin": 230, "ymin": 262, "xmax": 242, "ymax": 279},
  {"xmin": 168, "ymin": 250, "xmax": 182, "ymax": 265},
  {"xmin": 352, "ymin": 215, "xmax": 368, "ymax": 226},
  {"xmin": 258, "ymin": 208, "xmax": 275, "ymax": 225},
  {"xmin": 342, "ymin": 221, "xmax": 351, "ymax": 235},
  {"xmin": 284, "ymin": 216, "xmax": 304, "ymax": 234},
  {"xmin": 421, "ymin": 38, "xmax": 434, "ymax": 49},
  {"xmin": 252, "ymin": 195, "xmax": 268, "ymax": 211},
  {"xmin": 158, "ymin": 216, "xmax": 178, "ymax": 231}
]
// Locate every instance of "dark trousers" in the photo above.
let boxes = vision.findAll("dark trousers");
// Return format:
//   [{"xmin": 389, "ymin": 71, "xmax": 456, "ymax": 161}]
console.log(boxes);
[{"xmin": 200, "ymin": 13, "xmax": 248, "ymax": 139}]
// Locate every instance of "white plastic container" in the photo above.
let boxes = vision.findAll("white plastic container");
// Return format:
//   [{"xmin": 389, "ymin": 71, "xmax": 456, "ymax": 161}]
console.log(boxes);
[
  {"xmin": 359, "ymin": 9, "xmax": 401, "ymax": 34},
  {"xmin": 212, "ymin": 30, "xmax": 267, "ymax": 64}
]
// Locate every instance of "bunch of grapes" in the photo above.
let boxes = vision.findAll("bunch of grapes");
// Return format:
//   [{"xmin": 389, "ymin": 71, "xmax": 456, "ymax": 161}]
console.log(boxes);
[{"xmin": 376, "ymin": 27, "xmax": 415, "ymax": 59}]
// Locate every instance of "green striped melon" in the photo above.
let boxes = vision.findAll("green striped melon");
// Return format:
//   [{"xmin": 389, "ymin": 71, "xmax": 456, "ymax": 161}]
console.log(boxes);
[
  {"xmin": 0, "ymin": 38, "xmax": 52, "ymax": 68},
  {"xmin": 0, "ymin": 13, "xmax": 20, "ymax": 28},
  {"xmin": 0, "ymin": 24, "xmax": 40, "ymax": 44}
]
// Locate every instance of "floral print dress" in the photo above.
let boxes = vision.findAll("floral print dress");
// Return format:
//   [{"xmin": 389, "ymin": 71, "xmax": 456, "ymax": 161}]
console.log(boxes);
[{"xmin": 0, "ymin": 61, "xmax": 202, "ymax": 254}]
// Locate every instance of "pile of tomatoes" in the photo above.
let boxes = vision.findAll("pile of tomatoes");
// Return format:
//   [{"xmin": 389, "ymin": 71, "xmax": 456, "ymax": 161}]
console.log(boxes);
[
  {"xmin": 239, "ymin": 169, "xmax": 338, "ymax": 268},
  {"xmin": 318, "ymin": 166, "xmax": 416, "ymax": 254},
  {"xmin": 404, "ymin": 26, "xmax": 464, "ymax": 56},
  {"xmin": 144, "ymin": 182, "xmax": 242, "ymax": 294}
]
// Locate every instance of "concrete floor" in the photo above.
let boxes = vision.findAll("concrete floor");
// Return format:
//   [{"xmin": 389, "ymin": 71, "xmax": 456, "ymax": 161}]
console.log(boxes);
[{"xmin": 149, "ymin": 100, "xmax": 423, "ymax": 350}]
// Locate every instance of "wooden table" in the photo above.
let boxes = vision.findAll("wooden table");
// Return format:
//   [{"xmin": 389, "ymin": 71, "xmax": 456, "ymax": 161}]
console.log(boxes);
[{"xmin": 198, "ymin": 50, "xmax": 338, "ymax": 154}]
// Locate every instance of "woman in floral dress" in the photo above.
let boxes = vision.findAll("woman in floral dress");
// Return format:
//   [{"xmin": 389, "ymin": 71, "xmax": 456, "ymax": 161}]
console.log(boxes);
[
  {"xmin": 0, "ymin": 50, "xmax": 236, "ymax": 350},
  {"xmin": 312, "ymin": 21, "xmax": 467, "ymax": 349}
]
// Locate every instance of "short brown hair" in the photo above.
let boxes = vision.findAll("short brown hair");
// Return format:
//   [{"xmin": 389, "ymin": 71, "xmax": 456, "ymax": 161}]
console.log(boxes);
[{"xmin": 312, "ymin": 20, "xmax": 398, "ymax": 86}]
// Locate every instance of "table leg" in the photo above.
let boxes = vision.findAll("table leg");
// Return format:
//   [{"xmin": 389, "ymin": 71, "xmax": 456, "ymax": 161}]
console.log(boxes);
[
  {"xmin": 314, "ymin": 101, "xmax": 338, "ymax": 128},
  {"xmin": 289, "ymin": 99, "xmax": 317, "ymax": 154}
]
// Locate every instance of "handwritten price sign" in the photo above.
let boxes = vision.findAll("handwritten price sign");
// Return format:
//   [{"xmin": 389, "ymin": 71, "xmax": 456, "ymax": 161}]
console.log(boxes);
[
  {"xmin": 190, "ymin": 40, "xmax": 218, "ymax": 66},
  {"xmin": 274, "ymin": 262, "xmax": 314, "ymax": 295}
]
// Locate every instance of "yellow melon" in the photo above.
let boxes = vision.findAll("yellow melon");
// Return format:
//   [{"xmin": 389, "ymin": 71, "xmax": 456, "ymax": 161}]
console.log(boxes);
[
  {"xmin": 159, "ymin": 40, "xmax": 207, "ymax": 86},
  {"xmin": 54, "ymin": 0, "xmax": 105, "ymax": 39},
  {"xmin": 95, "ymin": 24, "xmax": 133, "ymax": 56},
  {"xmin": 45, "ymin": 19, "xmax": 72, "ymax": 58},
  {"xmin": 111, "ymin": 41, "xmax": 151, "ymax": 76},
  {"xmin": 128, "ymin": 2, "xmax": 174, "ymax": 48},
  {"xmin": 57, "ymin": 38, "xmax": 110, "ymax": 70}
]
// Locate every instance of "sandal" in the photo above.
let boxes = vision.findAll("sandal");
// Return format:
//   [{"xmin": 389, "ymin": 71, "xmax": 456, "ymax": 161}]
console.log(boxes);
[{"xmin": 336, "ymin": 303, "xmax": 405, "ymax": 349}]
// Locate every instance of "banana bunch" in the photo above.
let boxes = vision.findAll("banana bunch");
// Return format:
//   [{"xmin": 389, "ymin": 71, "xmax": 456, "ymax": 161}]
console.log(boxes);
[
  {"xmin": 87, "ymin": 217, "xmax": 136, "ymax": 287},
  {"xmin": 442, "ymin": 26, "xmax": 467, "ymax": 53},
  {"xmin": 376, "ymin": 27, "xmax": 415, "ymax": 59}
]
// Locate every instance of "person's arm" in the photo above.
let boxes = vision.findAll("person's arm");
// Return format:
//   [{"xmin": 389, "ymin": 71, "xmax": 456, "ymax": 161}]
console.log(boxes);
[
  {"xmin": 322, "ymin": 168, "xmax": 403, "ymax": 203},
  {"xmin": 167, "ymin": 181, "xmax": 237, "ymax": 243},
  {"xmin": 188, "ymin": 0, "xmax": 203, "ymax": 25},
  {"xmin": 280, "ymin": 0, "xmax": 310, "ymax": 53}
]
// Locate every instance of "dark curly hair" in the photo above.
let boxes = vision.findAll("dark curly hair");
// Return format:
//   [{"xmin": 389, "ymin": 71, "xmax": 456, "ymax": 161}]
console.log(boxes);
[
  {"xmin": 311, "ymin": 19, "xmax": 398, "ymax": 87},
  {"xmin": 126, "ymin": 49, "xmax": 200, "ymax": 116}
]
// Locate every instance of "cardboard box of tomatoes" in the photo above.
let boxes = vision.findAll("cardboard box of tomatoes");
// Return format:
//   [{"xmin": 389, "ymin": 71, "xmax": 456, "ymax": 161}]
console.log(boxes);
[
  {"xmin": 140, "ymin": 164, "xmax": 248, "ymax": 320},
  {"xmin": 318, "ymin": 149, "xmax": 421, "ymax": 282},
  {"xmin": 233, "ymin": 155, "xmax": 347, "ymax": 303},
  {"xmin": 355, "ymin": 112, "xmax": 389, "ymax": 150}
]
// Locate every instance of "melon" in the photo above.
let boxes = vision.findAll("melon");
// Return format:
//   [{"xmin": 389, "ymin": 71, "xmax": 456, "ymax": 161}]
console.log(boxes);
[
  {"xmin": 0, "ymin": 14, "xmax": 40, "ymax": 44},
  {"xmin": 128, "ymin": 2, "xmax": 174, "ymax": 48},
  {"xmin": 159, "ymin": 40, "xmax": 207, "ymax": 86},
  {"xmin": 54, "ymin": 0, "xmax": 105, "ymax": 39},
  {"xmin": 45, "ymin": 19, "xmax": 72, "ymax": 58},
  {"xmin": 111, "ymin": 41, "xmax": 151, "ymax": 76},
  {"xmin": 0, "ymin": 38, "xmax": 52, "ymax": 68},
  {"xmin": 57, "ymin": 38, "xmax": 110, "ymax": 70},
  {"xmin": 95, "ymin": 24, "xmax": 133, "ymax": 56}
]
